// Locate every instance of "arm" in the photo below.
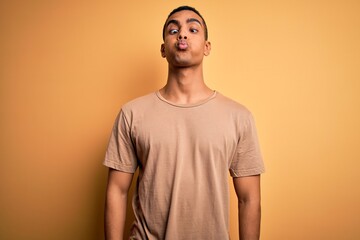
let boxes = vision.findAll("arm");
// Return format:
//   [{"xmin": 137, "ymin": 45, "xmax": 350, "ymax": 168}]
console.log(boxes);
[
  {"xmin": 105, "ymin": 168, "xmax": 134, "ymax": 240},
  {"xmin": 233, "ymin": 175, "xmax": 261, "ymax": 240}
]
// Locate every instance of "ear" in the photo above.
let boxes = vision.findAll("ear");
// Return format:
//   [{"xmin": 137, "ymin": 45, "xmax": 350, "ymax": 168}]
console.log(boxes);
[
  {"xmin": 160, "ymin": 44, "xmax": 166, "ymax": 58},
  {"xmin": 204, "ymin": 41, "xmax": 211, "ymax": 56}
]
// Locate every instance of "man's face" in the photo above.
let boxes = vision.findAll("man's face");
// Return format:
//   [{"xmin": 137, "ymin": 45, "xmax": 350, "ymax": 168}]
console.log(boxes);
[{"xmin": 161, "ymin": 10, "xmax": 211, "ymax": 68}]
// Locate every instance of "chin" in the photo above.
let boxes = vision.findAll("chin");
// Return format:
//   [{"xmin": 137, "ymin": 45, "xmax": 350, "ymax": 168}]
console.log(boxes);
[
  {"xmin": 167, "ymin": 55, "xmax": 200, "ymax": 68},
  {"xmin": 174, "ymin": 62, "xmax": 193, "ymax": 68},
  {"xmin": 169, "ymin": 58, "xmax": 190, "ymax": 66}
]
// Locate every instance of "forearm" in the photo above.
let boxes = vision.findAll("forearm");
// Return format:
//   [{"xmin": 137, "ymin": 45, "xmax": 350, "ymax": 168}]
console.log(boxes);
[
  {"xmin": 105, "ymin": 186, "xmax": 128, "ymax": 240},
  {"xmin": 238, "ymin": 200, "xmax": 261, "ymax": 240}
]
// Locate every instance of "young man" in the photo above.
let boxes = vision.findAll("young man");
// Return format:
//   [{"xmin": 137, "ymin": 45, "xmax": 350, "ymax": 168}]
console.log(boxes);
[{"xmin": 104, "ymin": 6, "xmax": 265, "ymax": 240}]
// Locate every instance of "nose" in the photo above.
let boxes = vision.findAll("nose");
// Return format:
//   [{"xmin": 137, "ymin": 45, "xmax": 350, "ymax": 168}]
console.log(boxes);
[{"xmin": 178, "ymin": 29, "xmax": 187, "ymax": 40}]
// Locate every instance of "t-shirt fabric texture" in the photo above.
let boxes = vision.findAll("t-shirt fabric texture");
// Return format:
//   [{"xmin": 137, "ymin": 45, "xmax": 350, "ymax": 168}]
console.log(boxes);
[{"xmin": 104, "ymin": 91, "xmax": 265, "ymax": 240}]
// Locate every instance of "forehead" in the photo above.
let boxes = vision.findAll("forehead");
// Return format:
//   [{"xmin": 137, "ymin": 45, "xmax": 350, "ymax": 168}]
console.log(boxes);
[{"xmin": 166, "ymin": 10, "xmax": 203, "ymax": 24}]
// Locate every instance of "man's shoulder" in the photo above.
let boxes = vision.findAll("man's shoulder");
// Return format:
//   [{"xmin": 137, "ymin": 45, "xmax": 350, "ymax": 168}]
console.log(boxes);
[
  {"xmin": 215, "ymin": 92, "xmax": 252, "ymax": 116},
  {"xmin": 121, "ymin": 92, "xmax": 157, "ymax": 111}
]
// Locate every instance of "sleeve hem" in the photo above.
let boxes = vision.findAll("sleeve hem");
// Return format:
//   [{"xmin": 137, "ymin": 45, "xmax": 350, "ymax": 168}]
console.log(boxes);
[
  {"xmin": 103, "ymin": 159, "xmax": 137, "ymax": 173},
  {"xmin": 230, "ymin": 166, "xmax": 265, "ymax": 178}
]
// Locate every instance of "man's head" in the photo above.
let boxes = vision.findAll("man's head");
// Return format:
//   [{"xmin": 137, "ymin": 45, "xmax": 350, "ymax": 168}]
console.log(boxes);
[
  {"xmin": 161, "ymin": 6, "xmax": 211, "ymax": 67},
  {"xmin": 162, "ymin": 6, "xmax": 208, "ymax": 41}
]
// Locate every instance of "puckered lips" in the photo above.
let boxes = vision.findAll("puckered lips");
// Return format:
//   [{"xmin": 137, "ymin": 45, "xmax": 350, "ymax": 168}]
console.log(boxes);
[{"xmin": 176, "ymin": 40, "xmax": 188, "ymax": 50}]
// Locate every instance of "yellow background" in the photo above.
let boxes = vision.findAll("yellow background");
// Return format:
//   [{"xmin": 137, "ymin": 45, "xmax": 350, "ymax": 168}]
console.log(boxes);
[{"xmin": 1, "ymin": 0, "xmax": 359, "ymax": 239}]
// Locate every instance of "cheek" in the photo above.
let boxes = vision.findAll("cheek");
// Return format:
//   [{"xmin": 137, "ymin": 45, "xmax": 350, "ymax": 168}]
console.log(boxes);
[
  {"xmin": 193, "ymin": 42, "xmax": 206, "ymax": 52},
  {"xmin": 164, "ymin": 40, "xmax": 175, "ymax": 50}
]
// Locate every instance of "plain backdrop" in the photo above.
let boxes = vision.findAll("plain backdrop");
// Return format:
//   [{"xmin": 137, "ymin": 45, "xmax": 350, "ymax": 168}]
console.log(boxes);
[{"xmin": 1, "ymin": 0, "xmax": 359, "ymax": 239}]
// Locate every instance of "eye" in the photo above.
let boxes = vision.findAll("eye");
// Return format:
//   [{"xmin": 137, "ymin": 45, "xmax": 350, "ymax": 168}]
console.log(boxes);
[
  {"xmin": 190, "ymin": 28, "xmax": 199, "ymax": 33},
  {"xmin": 169, "ymin": 29, "xmax": 179, "ymax": 34}
]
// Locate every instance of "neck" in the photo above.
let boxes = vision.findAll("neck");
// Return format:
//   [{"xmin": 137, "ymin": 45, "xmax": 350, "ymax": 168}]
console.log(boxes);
[{"xmin": 160, "ymin": 64, "xmax": 213, "ymax": 105}]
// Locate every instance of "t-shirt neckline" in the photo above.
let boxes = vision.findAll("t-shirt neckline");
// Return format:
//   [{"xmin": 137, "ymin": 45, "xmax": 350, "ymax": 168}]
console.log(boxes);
[{"xmin": 155, "ymin": 90, "xmax": 217, "ymax": 108}]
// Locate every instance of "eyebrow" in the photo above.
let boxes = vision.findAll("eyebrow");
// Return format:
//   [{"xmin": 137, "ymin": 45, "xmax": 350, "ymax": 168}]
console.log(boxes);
[
  {"xmin": 166, "ymin": 18, "xmax": 203, "ymax": 28},
  {"xmin": 187, "ymin": 18, "xmax": 202, "ymax": 26}
]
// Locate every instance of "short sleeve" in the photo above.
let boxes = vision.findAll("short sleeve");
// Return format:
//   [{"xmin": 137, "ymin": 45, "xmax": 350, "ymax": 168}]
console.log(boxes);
[
  {"xmin": 229, "ymin": 112, "xmax": 265, "ymax": 177},
  {"xmin": 103, "ymin": 110, "xmax": 138, "ymax": 173}
]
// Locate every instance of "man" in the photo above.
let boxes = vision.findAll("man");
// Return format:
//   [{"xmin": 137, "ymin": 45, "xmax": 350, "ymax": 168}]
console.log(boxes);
[{"xmin": 104, "ymin": 6, "xmax": 265, "ymax": 240}]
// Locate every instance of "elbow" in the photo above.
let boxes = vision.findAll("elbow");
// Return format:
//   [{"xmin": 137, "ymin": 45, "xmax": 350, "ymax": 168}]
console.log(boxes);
[{"xmin": 238, "ymin": 195, "xmax": 261, "ymax": 209}]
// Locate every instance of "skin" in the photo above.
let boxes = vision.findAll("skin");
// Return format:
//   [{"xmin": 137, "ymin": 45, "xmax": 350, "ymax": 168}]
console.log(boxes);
[
  {"xmin": 104, "ymin": 9, "xmax": 261, "ymax": 240},
  {"xmin": 234, "ymin": 175, "xmax": 262, "ymax": 240},
  {"xmin": 104, "ymin": 169, "xmax": 133, "ymax": 240},
  {"xmin": 159, "ymin": 10, "xmax": 213, "ymax": 104}
]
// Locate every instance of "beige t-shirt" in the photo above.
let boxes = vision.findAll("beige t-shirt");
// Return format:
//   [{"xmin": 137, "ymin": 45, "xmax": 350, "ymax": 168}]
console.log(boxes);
[{"xmin": 104, "ymin": 91, "xmax": 265, "ymax": 240}]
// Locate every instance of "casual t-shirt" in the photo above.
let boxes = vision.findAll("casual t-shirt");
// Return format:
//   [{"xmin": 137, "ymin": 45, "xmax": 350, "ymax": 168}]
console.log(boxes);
[{"xmin": 104, "ymin": 91, "xmax": 265, "ymax": 240}]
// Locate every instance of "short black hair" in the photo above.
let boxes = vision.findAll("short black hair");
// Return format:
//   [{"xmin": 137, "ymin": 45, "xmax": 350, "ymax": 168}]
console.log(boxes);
[{"xmin": 162, "ymin": 6, "xmax": 208, "ymax": 41}]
